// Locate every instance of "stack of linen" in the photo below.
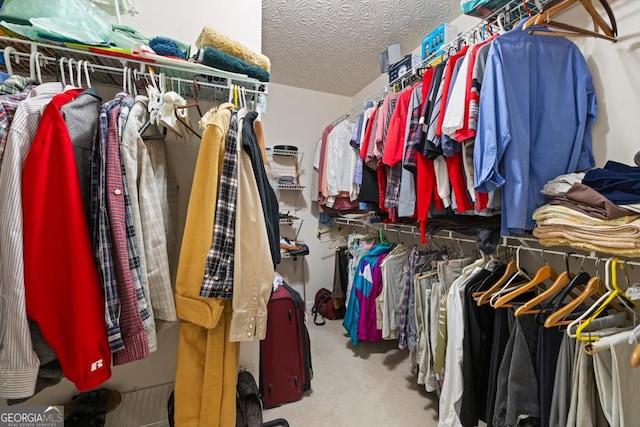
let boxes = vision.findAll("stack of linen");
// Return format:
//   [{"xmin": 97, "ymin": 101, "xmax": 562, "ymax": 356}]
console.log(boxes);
[{"xmin": 533, "ymin": 161, "xmax": 640, "ymax": 256}]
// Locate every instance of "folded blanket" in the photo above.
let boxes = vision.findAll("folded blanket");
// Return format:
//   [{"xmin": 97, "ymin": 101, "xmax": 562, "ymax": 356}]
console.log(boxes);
[
  {"xmin": 534, "ymin": 235, "xmax": 640, "ymax": 257},
  {"xmin": 533, "ymin": 225, "xmax": 640, "ymax": 246},
  {"xmin": 548, "ymin": 183, "xmax": 635, "ymax": 220},
  {"xmin": 196, "ymin": 26, "xmax": 271, "ymax": 72},
  {"xmin": 533, "ymin": 204, "xmax": 640, "ymax": 226},
  {"xmin": 196, "ymin": 46, "xmax": 270, "ymax": 82}
]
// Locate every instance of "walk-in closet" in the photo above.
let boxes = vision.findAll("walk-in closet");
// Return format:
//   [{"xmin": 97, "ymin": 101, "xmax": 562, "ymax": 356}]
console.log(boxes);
[{"xmin": 0, "ymin": 0, "xmax": 639, "ymax": 426}]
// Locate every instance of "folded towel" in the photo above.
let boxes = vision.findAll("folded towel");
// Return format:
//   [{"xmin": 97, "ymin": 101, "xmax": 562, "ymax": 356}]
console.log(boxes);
[
  {"xmin": 196, "ymin": 26, "xmax": 271, "ymax": 72},
  {"xmin": 196, "ymin": 46, "xmax": 270, "ymax": 82},
  {"xmin": 149, "ymin": 36, "xmax": 185, "ymax": 58}
]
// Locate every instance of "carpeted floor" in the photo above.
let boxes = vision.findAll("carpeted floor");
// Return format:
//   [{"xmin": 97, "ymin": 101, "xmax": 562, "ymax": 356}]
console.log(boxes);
[{"xmin": 262, "ymin": 319, "xmax": 440, "ymax": 426}]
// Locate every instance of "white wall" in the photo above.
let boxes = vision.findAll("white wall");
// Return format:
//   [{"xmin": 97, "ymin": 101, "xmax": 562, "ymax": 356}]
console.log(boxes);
[
  {"xmin": 119, "ymin": 0, "xmax": 263, "ymax": 52},
  {"xmin": 261, "ymin": 83, "xmax": 352, "ymax": 305}
]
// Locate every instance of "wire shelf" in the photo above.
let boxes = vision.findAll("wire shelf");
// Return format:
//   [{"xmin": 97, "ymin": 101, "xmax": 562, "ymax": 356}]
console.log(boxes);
[
  {"xmin": 0, "ymin": 36, "xmax": 268, "ymax": 98},
  {"xmin": 277, "ymin": 184, "xmax": 305, "ymax": 191}
]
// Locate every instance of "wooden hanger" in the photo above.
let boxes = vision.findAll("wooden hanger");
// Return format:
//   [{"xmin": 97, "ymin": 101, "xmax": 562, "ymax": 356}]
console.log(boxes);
[
  {"xmin": 494, "ymin": 261, "xmax": 557, "ymax": 309},
  {"xmin": 544, "ymin": 274, "xmax": 603, "ymax": 327},
  {"xmin": 476, "ymin": 260, "xmax": 517, "ymax": 305},
  {"xmin": 523, "ymin": 0, "xmax": 617, "ymax": 42},
  {"xmin": 515, "ymin": 252, "xmax": 586, "ymax": 316}
]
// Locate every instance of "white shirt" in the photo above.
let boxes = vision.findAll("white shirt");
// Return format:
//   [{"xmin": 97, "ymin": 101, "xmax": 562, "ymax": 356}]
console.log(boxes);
[
  {"xmin": 438, "ymin": 267, "xmax": 483, "ymax": 427},
  {"xmin": 326, "ymin": 119, "xmax": 356, "ymax": 207},
  {"xmin": 441, "ymin": 49, "xmax": 473, "ymax": 138},
  {"xmin": 0, "ymin": 83, "xmax": 62, "ymax": 398}
]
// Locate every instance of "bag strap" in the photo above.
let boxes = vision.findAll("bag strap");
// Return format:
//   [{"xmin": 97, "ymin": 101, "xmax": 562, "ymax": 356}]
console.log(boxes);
[{"xmin": 313, "ymin": 310, "xmax": 326, "ymax": 326}]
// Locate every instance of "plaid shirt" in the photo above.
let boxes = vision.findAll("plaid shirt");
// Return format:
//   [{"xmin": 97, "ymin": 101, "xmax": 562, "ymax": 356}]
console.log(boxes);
[
  {"xmin": 200, "ymin": 111, "xmax": 239, "ymax": 299},
  {"xmin": 0, "ymin": 89, "xmax": 36, "ymax": 171},
  {"xmin": 0, "ymin": 75, "xmax": 38, "ymax": 96},
  {"xmin": 92, "ymin": 96, "xmax": 126, "ymax": 353},
  {"xmin": 117, "ymin": 97, "xmax": 156, "ymax": 351},
  {"xmin": 398, "ymin": 249, "xmax": 429, "ymax": 350},
  {"xmin": 106, "ymin": 101, "xmax": 150, "ymax": 364}
]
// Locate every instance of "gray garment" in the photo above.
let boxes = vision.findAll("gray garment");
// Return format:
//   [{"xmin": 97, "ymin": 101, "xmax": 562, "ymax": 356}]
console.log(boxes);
[
  {"xmin": 565, "ymin": 312, "xmax": 628, "ymax": 427},
  {"xmin": 433, "ymin": 257, "xmax": 473, "ymax": 373},
  {"xmin": 398, "ymin": 85, "xmax": 421, "ymax": 217},
  {"xmin": 61, "ymin": 88, "xmax": 102, "ymax": 225},
  {"xmin": 591, "ymin": 330, "xmax": 640, "ymax": 426},
  {"xmin": 493, "ymin": 311, "xmax": 540, "ymax": 427},
  {"xmin": 566, "ymin": 342, "xmax": 604, "ymax": 427},
  {"xmin": 380, "ymin": 247, "xmax": 410, "ymax": 340},
  {"xmin": 414, "ymin": 272, "xmax": 437, "ymax": 390},
  {"xmin": 549, "ymin": 334, "xmax": 576, "ymax": 427}
]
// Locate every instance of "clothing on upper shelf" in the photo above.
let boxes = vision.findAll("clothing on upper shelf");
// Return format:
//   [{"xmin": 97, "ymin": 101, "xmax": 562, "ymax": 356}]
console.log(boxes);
[
  {"xmin": 320, "ymin": 17, "xmax": 598, "ymax": 241},
  {"xmin": 534, "ymin": 166, "xmax": 640, "ymax": 257},
  {"xmin": 474, "ymin": 18, "xmax": 597, "ymax": 236}
]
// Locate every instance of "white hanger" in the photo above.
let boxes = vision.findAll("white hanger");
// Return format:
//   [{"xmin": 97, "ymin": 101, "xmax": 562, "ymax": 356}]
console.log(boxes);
[
  {"xmin": 29, "ymin": 51, "xmax": 44, "ymax": 84},
  {"xmin": 59, "ymin": 57, "xmax": 67, "ymax": 87},
  {"xmin": 76, "ymin": 60, "xmax": 84, "ymax": 88},
  {"xmin": 228, "ymin": 84, "xmax": 234, "ymax": 104},
  {"xmin": 497, "ymin": 12, "xmax": 507, "ymax": 34},
  {"xmin": 84, "ymin": 61, "xmax": 92, "ymax": 88},
  {"xmin": 122, "ymin": 66, "xmax": 129, "ymax": 93},
  {"xmin": 242, "ymin": 87, "xmax": 248, "ymax": 109},
  {"xmin": 489, "ymin": 246, "xmax": 532, "ymax": 307},
  {"xmin": 567, "ymin": 258, "xmax": 614, "ymax": 338},
  {"xmin": 68, "ymin": 59, "xmax": 76, "ymax": 87},
  {"xmin": 3, "ymin": 46, "xmax": 18, "ymax": 76}
]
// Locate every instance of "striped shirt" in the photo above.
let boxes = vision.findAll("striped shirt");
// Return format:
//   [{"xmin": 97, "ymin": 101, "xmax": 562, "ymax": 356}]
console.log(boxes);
[
  {"xmin": 0, "ymin": 82, "xmax": 63, "ymax": 399},
  {"xmin": 0, "ymin": 89, "xmax": 36, "ymax": 171},
  {"xmin": 200, "ymin": 112, "xmax": 239, "ymax": 299}
]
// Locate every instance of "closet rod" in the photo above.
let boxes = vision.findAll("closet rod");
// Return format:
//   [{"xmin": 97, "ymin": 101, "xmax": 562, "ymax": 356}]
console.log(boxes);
[
  {"xmin": 333, "ymin": 217, "xmax": 640, "ymax": 266},
  {"xmin": 329, "ymin": 0, "xmax": 553, "ymax": 126},
  {"xmin": 1, "ymin": 48, "xmax": 267, "ymax": 96}
]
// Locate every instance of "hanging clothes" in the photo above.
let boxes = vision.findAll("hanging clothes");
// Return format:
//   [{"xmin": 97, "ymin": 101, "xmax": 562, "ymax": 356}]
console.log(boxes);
[
  {"xmin": 173, "ymin": 103, "xmax": 239, "ymax": 426},
  {"xmin": 0, "ymin": 82, "xmax": 64, "ymax": 399},
  {"xmin": 474, "ymin": 18, "xmax": 597, "ymax": 236},
  {"xmin": 22, "ymin": 88, "xmax": 112, "ymax": 390}
]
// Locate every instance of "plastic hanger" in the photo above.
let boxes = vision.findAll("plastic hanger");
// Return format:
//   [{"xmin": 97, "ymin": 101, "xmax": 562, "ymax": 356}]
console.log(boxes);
[
  {"xmin": 462, "ymin": 250, "xmax": 489, "ymax": 277},
  {"xmin": 379, "ymin": 225, "xmax": 390, "ymax": 245},
  {"xmin": 29, "ymin": 51, "xmax": 44, "ymax": 84},
  {"xmin": 573, "ymin": 259, "xmax": 638, "ymax": 341},
  {"xmin": 59, "ymin": 57, "xmax": 67, "ymax": 87},
  {"xmin": 479, "ymin": 246, "xmax": 530, "ymax": 306},
  {"xmin": 68, "ymin": 58, "xmax": 77, "ymax": 88},
  {"xmin": 3, "ymin": 46, "xmax": 18, "ymax": 76}
]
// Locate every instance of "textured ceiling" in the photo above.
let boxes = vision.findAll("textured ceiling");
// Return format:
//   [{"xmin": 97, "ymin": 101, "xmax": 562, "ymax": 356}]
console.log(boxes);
[{"xmin": 262, "ymin": 0, "xmax": 459, "ymax": 96}]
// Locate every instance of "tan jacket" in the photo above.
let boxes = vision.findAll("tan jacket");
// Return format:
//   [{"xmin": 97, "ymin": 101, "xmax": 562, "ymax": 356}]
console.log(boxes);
[{"xmin": 175, "ymin": 103, "xmax": 234, "ymax": 328}]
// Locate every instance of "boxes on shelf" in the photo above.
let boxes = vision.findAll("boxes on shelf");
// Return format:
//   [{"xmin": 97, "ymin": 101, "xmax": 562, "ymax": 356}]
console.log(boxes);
[
  {"xmin": 460, "ymin": 0, "xmax": 512, "ymax": 18},
  {"xmin": 421, "ymin": 23, "xmax": 457, "ymax": 60},
  {"xmin": 388, "ymin": 54, "xmax": 413, "ymax": 83}
]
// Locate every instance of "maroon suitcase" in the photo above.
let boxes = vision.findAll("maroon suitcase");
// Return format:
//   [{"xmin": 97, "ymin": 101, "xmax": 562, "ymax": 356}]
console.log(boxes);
[{"xmin": 260, "ymin": 282, "xmax": 313, "ymax": 409}]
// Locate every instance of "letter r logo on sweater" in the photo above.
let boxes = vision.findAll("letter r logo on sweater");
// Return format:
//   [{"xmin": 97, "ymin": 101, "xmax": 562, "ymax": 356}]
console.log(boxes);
[{"xmin": 90, "ymin": 359, "xmax": 104, "ymax": 372}]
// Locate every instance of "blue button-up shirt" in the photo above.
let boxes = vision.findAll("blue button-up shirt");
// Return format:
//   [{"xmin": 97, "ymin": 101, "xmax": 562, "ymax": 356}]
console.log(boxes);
[{"xmin": 474, "ymin": 19, "xmax": 597, "ymax": 235}]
